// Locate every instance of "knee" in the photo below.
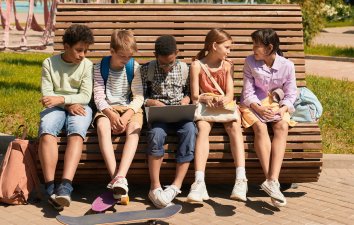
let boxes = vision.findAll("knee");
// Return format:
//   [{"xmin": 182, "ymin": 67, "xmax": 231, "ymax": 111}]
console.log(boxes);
[
  {"xmin": 96, "ymin": 117, "xmax": 111, "ymax": 132},
  {"xmin": 273, "ymin": 121, "xmax": 288, "ymax": 133},
  {"xmin": 181, "ymin": 122, "xmax": 197, "ymax": 134},
  {"xmin": 252, "ymin": 122, "xmax": 268, "ymax": 136},
  {"xmin": 224, "ymin": 121, "xmax": 241, "ymax": 135},
  {"xmin": 127, "ymin": 122, "xmax": 141, "ymax": 134}
]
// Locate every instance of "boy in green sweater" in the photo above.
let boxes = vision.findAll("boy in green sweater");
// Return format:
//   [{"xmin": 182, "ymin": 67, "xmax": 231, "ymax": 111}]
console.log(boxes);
[{"xmin": 38, "ymin": 24, "xmax": 94, "ymax": 210}]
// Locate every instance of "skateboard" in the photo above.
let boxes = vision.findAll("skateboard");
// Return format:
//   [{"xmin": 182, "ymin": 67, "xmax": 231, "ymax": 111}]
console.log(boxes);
[
  {"xmin": 56, "ymin": 204, "xmax": 182, "ymax": 225},
  {"xmin": 91, "ymin": 191, "xmax": 129, "ymax": 212}
]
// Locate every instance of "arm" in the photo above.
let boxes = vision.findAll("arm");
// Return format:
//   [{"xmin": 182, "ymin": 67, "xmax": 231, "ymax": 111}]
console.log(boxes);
[
  {"xmin": 242, "ymin": 58, "xmax": 261, "ymax": 107},
  {"xmin": 218, "ymin": 60, "xmax": 234, "ymax": 106},
  {"xmin": 190, "ymin": 61, "xmax": 200, "ymax": 104},
  {"xmin": 279, "ymin": 63, "xmax": 297, "ymax": 114},
  {"xmin": 127, "ymin": 63, "xmax": 144, "ymax": 113},
  {"xmin": 93, "ymin": 63, "xmax": 111, "ymax": 112},
  {"xmin": 41, "ymin": 59, "xmax": 64, "ymax": 107}
]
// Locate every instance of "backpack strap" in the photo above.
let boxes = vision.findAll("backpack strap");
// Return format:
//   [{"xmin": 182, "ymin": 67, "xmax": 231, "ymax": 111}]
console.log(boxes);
[
  {"xmin": 100, "ymin": 56, "xmax": 135, "ymax": 93},
  {"xmin": 100, "ymin": 56, "xmax": 111, "ymax": 86},
  {"xmin": 125, "ymin": 57, "xmax": 135, "ymax": 85},
  {"xmin": 147, "ymin": 60, "xmax": 156, "ymax": 82},
  {"xmin": 180, "ymin": 61, "xmax": 189, "ymax": 86}
]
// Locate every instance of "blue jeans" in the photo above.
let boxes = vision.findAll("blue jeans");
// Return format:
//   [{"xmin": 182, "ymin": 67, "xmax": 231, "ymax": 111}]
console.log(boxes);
[
  {"xmin": 38, "ymin": 106, "xmax": 92, "ymax": 139},
  {"xmin": 146, "ymin": 121, "xmax": 196, "ymax": 163}
]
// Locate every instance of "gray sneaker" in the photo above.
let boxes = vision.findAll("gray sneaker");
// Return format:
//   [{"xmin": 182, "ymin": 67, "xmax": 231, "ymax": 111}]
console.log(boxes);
[
  {"xmin": 162, "ymin": 185, "xmax": 181, "ymax": 204},
  {"xmin": 261, "ymin": 180, "xmax": 286, "ymax": 203},
  {"xmin": 230, "ymin": 179, "xmax": 248, "ymax": 201},
  {"xmin": 148, "ymin": 187, "xmax": 174, "ymax": 209}
]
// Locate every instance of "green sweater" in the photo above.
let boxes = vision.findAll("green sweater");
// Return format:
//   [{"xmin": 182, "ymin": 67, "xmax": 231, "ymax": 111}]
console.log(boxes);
[{"xmin": 41, "ymin": 54, "xmax": 93, "ymax": 105}]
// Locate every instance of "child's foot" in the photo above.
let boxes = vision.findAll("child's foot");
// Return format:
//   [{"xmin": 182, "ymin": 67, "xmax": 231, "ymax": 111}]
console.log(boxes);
[
  {"xmin": 46, "ymin": 183, "xmax": 63, "ymax": 211},
  {"xmin": 148, "ymin": 187, "xmax": 173, "ymax": 209},
  {"xmin": 107, "ymin": 176, "xmax": 129, "ymax": 199},
  {"xmin": 163, "ymin": 185, "xmax": 181, "ymax": 205},
  {"xmin": 55, "ymin": 182, "xmax": 73, "ymax": 207},
  {"xmin": 230, "ymin": 179, "xmax": 248, "ymax": 202},
  {"xmin": 187, "ymin": 181, "xmax": 209, "ymax": 202},
  {"xmin": 261, "ymin": 179, "xmax": 286, "ymax": 203},
  {"xmin": 271, "ymin": 197, "xmax": 287, "ymax": 207}
]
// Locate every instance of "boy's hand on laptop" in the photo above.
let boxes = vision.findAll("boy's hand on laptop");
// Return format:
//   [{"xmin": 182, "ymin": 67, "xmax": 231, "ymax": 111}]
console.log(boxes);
[
  {"xmin": 65, "ymin": 104, "xmax": 86, "ymax": 116},
  {"xmin": 146, "ymin": 99, "xmax": 165, "ymax": 107},
  {"xmin": 180, "ymin": 96, "xmax": 190, "ymax": 105},
  {"xmin": 41, "ymin": 96, "xmax": 64, "ymax": 108}
]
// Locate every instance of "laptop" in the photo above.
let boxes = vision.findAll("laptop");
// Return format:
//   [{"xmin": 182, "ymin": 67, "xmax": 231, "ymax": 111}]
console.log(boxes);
[{"xmin": 145, "ymin": 104, "xmax": 197, "ymax": 123}]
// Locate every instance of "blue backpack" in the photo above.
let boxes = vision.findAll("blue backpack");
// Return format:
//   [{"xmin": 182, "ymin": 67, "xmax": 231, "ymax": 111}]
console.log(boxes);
[
  {"xmin": 291, "ymin": 87, "xmax": 323, "ymax": 122},
  {"xmin": 100, "ymin": 56, "xmax": 134, "ymax": 87}
]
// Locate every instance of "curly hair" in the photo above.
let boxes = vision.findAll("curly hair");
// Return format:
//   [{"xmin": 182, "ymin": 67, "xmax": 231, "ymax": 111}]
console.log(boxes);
[
  {"xmin": 155, "ymin": 35, "xmax": 177, "ymax": 56},
  {"xmin": 62, "ymin": 24, "xmax": 95, "ymax": 47}
]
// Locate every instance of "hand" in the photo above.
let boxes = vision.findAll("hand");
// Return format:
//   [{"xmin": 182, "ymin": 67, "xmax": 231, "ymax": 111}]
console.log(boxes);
[
  {"xmin": 253, "ymin": 104, "xmax": 275, "ymax": 120},
  {"xmin": 146, "ymin": 99, "xmax": 165, "ymax": 107},
  {"xmin": 65, "ymin": 104, "xmax": 86, "ymax": 116},
  {"xmin": 217, "ymin": 96, "xmax": 233, "ymax": 108},
  {"xmin": 41, "ymin": 96, "xmax": 64, "ymax": 108},
  {"xmin": 278, "ymin": 106, "xmax": 288, "ymax": 118},
  {"xmin": 105, "ymin": 109, "xmax": 125, "ymax": 134},
  {"xmin": 180, "ymin": 96, "xmax": 190, "ymax": 105}
]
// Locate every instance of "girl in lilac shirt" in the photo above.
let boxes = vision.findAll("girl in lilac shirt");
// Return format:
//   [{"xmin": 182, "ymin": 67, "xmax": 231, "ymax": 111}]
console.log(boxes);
[{"xmin": 240, "ymin": 29, "xmax": 297, "ymax": 207}]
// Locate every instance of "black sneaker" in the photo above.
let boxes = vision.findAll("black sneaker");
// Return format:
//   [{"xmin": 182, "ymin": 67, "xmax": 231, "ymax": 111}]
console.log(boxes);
[
  {"xmin": 55, "ymin": 182, "xmax": 73, "ymax": 207},
  {"xmin": 46, "ymin": 184, "xmax": 63, "ymax": 211}
]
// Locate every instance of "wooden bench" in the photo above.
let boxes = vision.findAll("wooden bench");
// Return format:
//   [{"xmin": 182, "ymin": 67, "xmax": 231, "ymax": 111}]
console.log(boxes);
[{"xmin": 45, "ymin": 3, "xmax": 323, "ymax": 185}]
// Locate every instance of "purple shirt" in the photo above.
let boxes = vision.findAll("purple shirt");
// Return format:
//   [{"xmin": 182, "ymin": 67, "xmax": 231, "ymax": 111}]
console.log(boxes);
[{"xmin": 240, "ymin": 54, "xmax": 297, "ymax": 113}]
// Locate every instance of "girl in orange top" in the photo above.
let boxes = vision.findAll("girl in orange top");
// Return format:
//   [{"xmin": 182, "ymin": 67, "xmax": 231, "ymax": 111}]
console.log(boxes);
[{"xmin": 187, "ymin": 28, "xmax": 247, "ymax": 203}]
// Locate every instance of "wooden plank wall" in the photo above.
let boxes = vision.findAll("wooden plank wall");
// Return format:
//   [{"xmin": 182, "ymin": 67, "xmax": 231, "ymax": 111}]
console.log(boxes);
[{"xmin": 54, "ymin": 4, "xmax": 306, "ymax": 96}]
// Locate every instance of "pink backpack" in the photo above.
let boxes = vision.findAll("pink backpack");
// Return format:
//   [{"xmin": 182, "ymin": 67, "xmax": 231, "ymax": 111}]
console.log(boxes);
[{"xmin": 0, "ymin": 139, "xmax": 41, "ymax": 204}]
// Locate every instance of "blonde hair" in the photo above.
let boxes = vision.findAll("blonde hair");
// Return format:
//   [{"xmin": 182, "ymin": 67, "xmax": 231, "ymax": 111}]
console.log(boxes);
[
  {"xmin": 195, "ymin": 28, "xmax": 232, "ymax": 60},
  {"xmin": 110, "ymin": 30, "xmax": 138, "ymax": 53}
]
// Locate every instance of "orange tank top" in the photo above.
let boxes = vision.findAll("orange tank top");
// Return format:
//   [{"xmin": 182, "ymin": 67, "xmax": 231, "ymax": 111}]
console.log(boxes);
[{"xmin": 199, "ymin": 60, "xmax": 229, "ymax": 95}]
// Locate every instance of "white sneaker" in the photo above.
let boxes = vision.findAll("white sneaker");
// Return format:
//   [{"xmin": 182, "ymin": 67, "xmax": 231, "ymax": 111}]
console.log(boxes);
[
  {"xmin": 148, "ymin": 187, "xmax": 174, "ymax": 209},
  {"xmin": 187, "ymin": 181, "xmax": 210, "ymax": 202},
  {"xmin": 162, "ymin": 185, "xmax": 181, "ymax": 204},
  {"xmin": 261, "ymin": 180, "xmax": 286, "ymax": 204},
  {"xmin": 107, "ymin": 177, "xmax": 129, "ymax": 199},
  {"xmin": 230, "ymin": 179, "xmax": 248, "ymax": 201}
]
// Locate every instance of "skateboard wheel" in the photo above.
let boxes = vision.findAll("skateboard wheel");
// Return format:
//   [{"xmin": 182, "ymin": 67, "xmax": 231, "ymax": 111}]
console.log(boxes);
[{"xmin": 120, "ymin": 195, "xmax": 129, "ymax": 205}]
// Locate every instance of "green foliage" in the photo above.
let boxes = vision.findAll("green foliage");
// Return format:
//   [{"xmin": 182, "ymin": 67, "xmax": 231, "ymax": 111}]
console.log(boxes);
[
  {"xmin": 306, "ymin": 75, "xmax": 354, "ymax": 154},
  {"xmin": 0, "ymin": 52, "xmax": 50, "ymax": 139},
  {"xmin": 305, "ymin": 44, "xmax": 354, "ymax": 57}
]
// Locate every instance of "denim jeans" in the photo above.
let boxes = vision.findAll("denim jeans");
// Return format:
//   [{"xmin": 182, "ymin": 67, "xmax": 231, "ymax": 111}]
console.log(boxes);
[
  {"xmin": 146, "ymin": 121, "xmax": 196, "ymax": 163},
  {"xmin": 38, "ymin": 106, "xmax": 92, "ymax": 139}
]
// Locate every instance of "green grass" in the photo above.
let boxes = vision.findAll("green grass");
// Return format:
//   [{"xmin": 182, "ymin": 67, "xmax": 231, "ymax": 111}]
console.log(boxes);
[
  {"xmin": 306, "ymin": 75, "xmax": 354, "ymax": 154},
  {"xmin": 0, "ymin": 53, "xmax": 353, "ymax": 153},
  {"xmin": 305, "ymin": 44, "xmax": 354, "ymax": 58},
  {"xmin": 0, "ymin": 52, "xmax": 50, "ymax": 139}
]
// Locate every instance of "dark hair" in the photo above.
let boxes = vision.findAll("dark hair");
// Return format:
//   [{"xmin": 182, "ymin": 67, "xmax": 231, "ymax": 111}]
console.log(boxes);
[
  {"xmin": 196, "ymin": 28, "xmax": 232, "ymax": 60},
  {"xmin": 251, "ymin": 28, "xmax": 283, "ymax": 56},
  {"xmin": 62, "ymin": 24, "xmax": 94, "ymax": 47},
  {"xmin": 155, "ymin": 35, "xmax": 177, "ymax": 56}
]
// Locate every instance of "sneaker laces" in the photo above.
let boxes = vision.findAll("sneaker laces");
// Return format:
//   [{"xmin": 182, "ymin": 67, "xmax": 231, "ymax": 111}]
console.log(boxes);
[{"xmin": 163, "ymin": 185, "xmax": 181, "ymax": 202}]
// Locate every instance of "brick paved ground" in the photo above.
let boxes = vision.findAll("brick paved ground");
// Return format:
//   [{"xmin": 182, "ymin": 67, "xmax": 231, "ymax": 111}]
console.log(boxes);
[{"xmin": 1, "ymin": 165, "xmax": 353, "ymax": 225}]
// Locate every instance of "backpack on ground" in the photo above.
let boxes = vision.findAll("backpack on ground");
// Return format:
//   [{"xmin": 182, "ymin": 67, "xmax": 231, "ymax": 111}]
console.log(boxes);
[
  {"xmin": 291, "ymin": 87, "xmax": 323, "ymax": 122},
  {"xmin": 0, "ymin": 137, "xmax": 41, "ymax": 205}
]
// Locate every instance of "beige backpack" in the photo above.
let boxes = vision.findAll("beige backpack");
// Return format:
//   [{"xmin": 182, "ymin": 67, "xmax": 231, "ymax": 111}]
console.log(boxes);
[{"xmin": 0, "ymin": 138, "xmax": 41, "ymax": 204}]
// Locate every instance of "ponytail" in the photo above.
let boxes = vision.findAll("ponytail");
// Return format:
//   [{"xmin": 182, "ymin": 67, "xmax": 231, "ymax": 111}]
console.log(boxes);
[{"xmin": 195, "ymin": 48, "xmax": 207, "ymax": 61}]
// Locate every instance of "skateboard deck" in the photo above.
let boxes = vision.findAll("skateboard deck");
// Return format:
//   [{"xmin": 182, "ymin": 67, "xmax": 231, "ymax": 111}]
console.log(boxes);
[
  {"xmin": 56, "ymin": 204, "xmax": 182, "ymax": 225},
  {"xmin": 91, "ymin": 191, "xmax": 129, "ymax": 212}
]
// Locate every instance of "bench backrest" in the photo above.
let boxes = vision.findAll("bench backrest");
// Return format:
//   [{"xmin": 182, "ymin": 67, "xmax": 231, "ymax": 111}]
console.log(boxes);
[{"xmin": 54, "ymin": 3, "xmax": 305, "ymax": 96}]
